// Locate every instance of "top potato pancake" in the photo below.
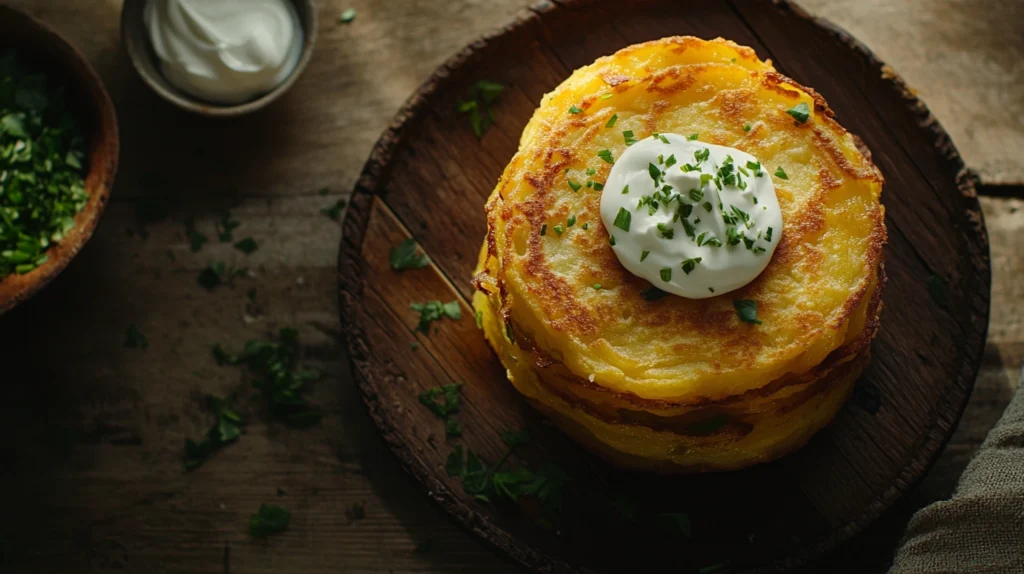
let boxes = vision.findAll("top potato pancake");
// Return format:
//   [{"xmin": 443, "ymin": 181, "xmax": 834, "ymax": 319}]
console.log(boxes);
[{"xmin": 478, "ymin": 37, "xmax": 885, "ymax": 401}]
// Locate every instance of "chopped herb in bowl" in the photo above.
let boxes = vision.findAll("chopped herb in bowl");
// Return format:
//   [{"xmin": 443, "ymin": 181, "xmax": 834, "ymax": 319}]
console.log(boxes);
[{"xmin": 0, "ymin": 51, "xmax": 87, "ymax": 279}]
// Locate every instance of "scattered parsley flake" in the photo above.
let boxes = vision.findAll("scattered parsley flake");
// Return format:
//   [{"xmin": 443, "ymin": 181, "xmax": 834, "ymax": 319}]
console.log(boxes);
[
  {"xmin": 775, "ymin": 166, "xmax": 788, "ymax": 180},
  {"xmin": 249, "ymin": 504, "xmax": 290, "ymax": 538},
  {"xmin": 621, "ymin": 184, "xmax": 630, "ymax": 195},
  {"xmin": 623, "ymin": 130, "xmax": 638, "ymax": 146},
  {"xmin": 592, "ymin": 283, "xmax": 602, "ymax": 290},
  {"xmin": 687, "ymin": 133, "xmax": 699, "ymax": 140},
  {"xmin": 458, "ymin": 81, "xmax": 504, "ymax": 137},
  {"xmin": 568, "ymin": 104, "xmax": 583, "ymax": 114},
  {"xmin": 568, "ymin": 178, "xmax": 582, "ymax": 192},
  {"xmin": 419, "ymin": 383, "xmax": 463, "ymax": 419},
  {"xmin": 567, "ymin": 214, "xmax": 577, "ymax": 227},
  {"xmin": 234, "ymin": 237, "xmax": 258, "ymax": 255},
  {"xmin": 681, "ymin": 257, "xmax": 702, "ymax": 275},
  {"xmin": 640, "ymin": 250, "xmax": 649, "ymax": 262},
  {"xmin": 659, "ymin": 268, "xmax": 672, "ymax": 282},
  {"xmin": 124, "ymin": 324, "xmax": 148, "ymax": 349},
  {"xmin": 390, "ymin": 238, "xmax": 430, "ymax": 270},
  {"xmin": 540, "ymin": 224, "xmax": 547, "ymax": 236},
  {"xmin": 410, "ymin": 300, "xmax": 462, "ymax": 333},
  {"xmin": 743, "ymin": 123, "xmax": 752, "ymax": 132},
  {"xmin": 338, "ymin": 8, "xmax": 357, "ymax": 23},
  {"xmin": 787, "ymin": 101, "xmax": 810, "ymax": 123},
  {"xmin": 597, "ymin": 149, "xmax": 614, "ymax": 164},
  {"xmin": 605, "ymin": 113, "xmax": 618, "ymax": 128},
  {"xmin": 613, "ymin": 207, "xmax": 631, "ymax": 232},
  {"xmin": 734, "ymin": 299, "xmax": 762, "ymax": 324}
]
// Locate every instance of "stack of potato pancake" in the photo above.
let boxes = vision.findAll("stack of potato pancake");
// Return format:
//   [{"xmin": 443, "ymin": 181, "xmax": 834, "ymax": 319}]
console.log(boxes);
[{"xmin": 472, "ymin": 37, "xmax": 885, "ymax": 473}]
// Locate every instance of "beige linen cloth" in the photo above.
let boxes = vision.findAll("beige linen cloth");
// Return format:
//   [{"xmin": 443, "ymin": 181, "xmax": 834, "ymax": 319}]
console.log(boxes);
[{"xmin": 890, "ymin": 366, "xmax": 1024, "ymax": 573}]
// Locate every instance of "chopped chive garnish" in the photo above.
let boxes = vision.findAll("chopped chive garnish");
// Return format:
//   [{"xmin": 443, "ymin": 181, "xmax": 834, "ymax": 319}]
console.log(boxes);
[
  {"xmin": 787, "ymin": 102, "xmax": 810, "ymax": 123},
  {"xmin": 746, "ymin": 161, "xmax": 761, "ymax": 172},
  {"xmin": 658, "ymin": 134, "xmax": 670, "ymax": 144},
  {"xmin": 664, "ymin": 154, "xmax": 677, "ymax": 168},
  {"xmin": 775, "ymin": 166, "xmax": 788, "ymax": 180},
  {"xmin": 610, "ymin": 235, "xmax": 616, "ymax": 246},
  {"xmin": 700, "ymin": 173, "xmax": 713, "ymax": 188},
  {"xmin": 593, "ymin": 182, "xmax": 604, "ymax": 191},
  {"xmin": 702, "ymin": 201, "xmax": 712, "ymax": 212},
  {"xmin": 613, "ymin": 207, "xmax": 631, "ymax": 232},
  {"xmin": 708, "ymin": 287, "xmax": 715, "ymax": 293},
  {"xmin": 743, "ymin": 123, "xmax": 752, "ymax": 132},
  {"xmin": 554, "ymin": 224, "xmax": 564, "ymax": 235},
  {"xmin": 752, "ymin": 246, "xmax": 766, "ymax": 254},
  {"xmin": 765, "ymin": 226, "xmax": 774, "ymax": 242},
  {"xmin": 598, "ymin": 149, "xmax": 614, "ymax": 164},
  {"xmin": 623, "ymin": 130, "xmax": 638, "ymax": 146},
  {"xmin": 568, "ymin": 179, "xmax": 582, "ymax": 192},
  {"xmin": 586, "ymin": 180, "xmax": 593, "ymax": 188},
  {"xmin": 656, "ymin": 222, "xmax": 674, "ymax": 240},
  {"xmin": 586, "ymin": 168, "xmax": 597, "ymax": 176},
  {"xmin": 681, "ymin": 257, "xmax": 702, "ymax": 275},
  {"xmin": 704, "ymin": 236, "xmax": 722, "ymax": 247},
  {"xmin": 541, "ymin": 224, "xmax": 547, "ymax": 236},
  {"xmin": 688, "ymin": 133, "xmax": 699, "ymax": 140},
  {"xmin": 606, "ymin": 114, "xmax": 618, "ymax": 128},
  {"xmin": 660, "ymin": 268, "xmax": 672, "ymax": 282},
  {"xmin": 689, "ymin": 189, "xmax": 703, "ymax": 202},
  {"xmin": 600, "ymin": 93, "xmax": 613, "ymax": 100},
  {"xmin": 339, "ymin": 8, "xmax": 357, "ymax": 23},
  {"xmin": 621, "ymin": 184, "xmax": 630, "ymax": 195},
  {"xmin": 640, "ymin": 250, "xmax": 650, "ymax": 262},
  {"xmin": 569, "ymin": 104, "xmax": 582, "ymax": 114},
  {"xmin": 648, "ymin": 163, "xmax": 662, "ymax": 181},
  {"xmin": 593, "ymin": 284, "xmax": 602, "ymax": 290},
  {"xmin": 567, "ymin": 214, "xmax": 577, "ymax": 227},
  {"xmin": 582, "ymin": 222, "xmax": 589, "ymax": 230},
  {"xmin": 734, "ymin": 299, "xmax": 762, "ymax": 324},
  {"xmin": 694, "ymin": 148, "xmax": 710, "ymax": 163}
]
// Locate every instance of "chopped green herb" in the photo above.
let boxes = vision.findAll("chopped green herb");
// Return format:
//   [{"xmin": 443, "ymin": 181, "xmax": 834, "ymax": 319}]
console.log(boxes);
[
  {"xmin": 0, "ymin": 52, "xmax": 88, "ymax": 278},
  {"xmin": 623, "ymin": 130, "xmax": 638, "ymax": 146},
  {"xmin": 411, "ymin": 342, "xmax": 420, "ymax": 350},
  {"xmin": 609, "ymin": 235, "xmax": 616, "ymax": 246},
  {"xmin": 582, "ymin": 222, "xmax": 589, "ymax": 230},
  {"xmin": 621, "ymin": 184, "xmax": 630, "ymax": 195},
  {"xmin": 774, "ymin": 166, "xmax": 788, "ymax": 180},
  {"xmin": 540, "ymin": 224, "xmax": 547, "ymax": 236},
  {"xmin": 568, "ymin": 104, "xmax": 582, "ymax": 114},
  {"xmin": 597, "ymin": 149, "xmax": 614, "ymax": 164},
  {"xmin": 648, "ymin": 163, "xmax": 662, "ymax": 181},
  {"xmin": 694, "ymin": 147, "xmax": 710, "ymax": 163},
  {"xmin": 687, "ymin": 133, "xmax": 699, "ymax": 140},
  {"xmin": 660, "ymin": 268, "xmax": 672, "ymax": 282},
  {"xmin": 410, "ymin": 300, "xmax": 462, "ymax": 333},
  {"xmin": 184, "ymin": 217, "xmax": 208, "ymax": 252},
  {"xmin": 586, "ymin": 180, "xmax": 593, "ymax": 188},
  {"xmin": 215, "ymin": 210, "xmax": 240, "ymax": 242},
  {"xmin": 183, "ymin": 394, "xmax": 245, "ymax": 471},
  {"xmin": 640, "ymin": 250, "xmax": 650, "ymax": 262},
  {"xmin": 592, "ymin": 283, "xmax": 602, "ymax": 290},
  {"xmin": 743, "ymin": 123, "xmax": 752, "ymax": 132},
  {"xmin": 419, "ymin": 385, "xmax": 462, "ymax": 420},
  {"xmin": 585, "ymin": 168, "xmax": 596, "ymax": 176},
  {"xmin": 681, "ymin": 257, "xmax": 702, "ymax": 275},
  {"xmin": 234, "ymin": 237, "xmax": 258, "ymax": 255},
  {"xmin": 734, "ymin": 299, "xmax": 762, "ymax": 324},
  {"xmin": 765, "ymin": 226, "xmax": 774, "ymax": 242},
  {"xmin": 567, "ymin": 214, "xmax": 577, "ymax": 227},
  {"xmin": 641, "ymin": 286, "xmax": 667, "ymax": 301},
  {"xmin": 457, "ymin": 81, "xmax": 505, "ymax": 137},
  {"xmin": 656, "ymin": 222, "xmax": 674, "ymax": 240},
  {"xmin": 321, "ymin": 199, "xmax": 347, "ymax": 220},
  {"xmin": 664, "ymin": 154, "xmax": 677, "ymax": 169},
  {"xmin": 197, "ymin": 261, "xmax": 226, "ymax": 290},
  {"xmin": 124, "ymin": 323, "xmax": 148, "ymax": 349},
  {"xmin": 446, "ymin": 419, "xmax": 462, "ymax": 437},
  {"xmin": 474, "ymin": 309, "xmax": 484, "ymax": 329},
  {"xmin": 605, "ymin": 113, "xmax": 618, "ymax": 128},
  {"xmin": 553, "ymin": 224, "xmax": 564, "ymax": 235},
  {"xmin": 390, "ymin": 238, "xmax": 430, "ymax": 270},
  {"xmin": 787, "ymin": 101, "xmax": 810, "ymax": 124},
  {"xmin": 689, "ymin": 188, "xmax": 704, "ymax": 202},
  {"xmin": 702, "ymin": 201, "xmax": 713, "ymax": 212},
  {"xmin": 338, "ymin": 8, "xmax": 357, "ymax": 23},
  {"xmin": 600, "ymin": 93, "xmax": 613, "ymax": 100},
  {"xmin": 212, "ymin": 328, "xmax": 322, "ymax": 428},
  {"xmin": 249, "ymin": 504, "xmax": 290, "ymax": 538},
  {"xmin": 613, "ymin": 207, "xmax": 631, "ymax": 232}
]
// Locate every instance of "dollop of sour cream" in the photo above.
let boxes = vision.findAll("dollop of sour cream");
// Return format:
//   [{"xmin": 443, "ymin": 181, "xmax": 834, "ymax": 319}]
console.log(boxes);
[
  {"xmin": 144, "ymin": 0, "xmax": 303, "ymax": 104},
  {"xmin": 600, "ymin": 134, "xmax": 782, "ymax": 299}
]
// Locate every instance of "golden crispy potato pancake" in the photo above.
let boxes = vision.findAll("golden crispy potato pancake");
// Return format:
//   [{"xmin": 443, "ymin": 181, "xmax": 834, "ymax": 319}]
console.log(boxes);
[{"xmin": 478, "ymin": 36, "xmax": 884, "ymax": 402}]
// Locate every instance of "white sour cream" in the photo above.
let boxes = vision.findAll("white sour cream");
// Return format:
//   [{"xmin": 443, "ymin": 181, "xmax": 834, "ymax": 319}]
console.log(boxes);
[
  {"xmin": 600, "ymin": 134, "xmax": 782, "ymax": 299},
  {"xmin": 144, "ymin": 0, "xmax": 303, "ymax": 104}
]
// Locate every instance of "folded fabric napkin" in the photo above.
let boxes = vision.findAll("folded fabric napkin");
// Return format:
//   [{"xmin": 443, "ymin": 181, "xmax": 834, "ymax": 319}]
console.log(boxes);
[{"xmin": 890, "ymin": 365, "xmax": 1024, "ymax": 572}]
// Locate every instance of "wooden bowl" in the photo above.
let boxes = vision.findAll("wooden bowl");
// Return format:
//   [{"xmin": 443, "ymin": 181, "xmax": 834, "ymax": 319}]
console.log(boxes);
[
  {"xmin": 0, "ymin": 6, "xmax": 119, "ymax": 315},
  {"xmin": 120, "ymin": 0, "xmax": 317, "ymax": 117}
]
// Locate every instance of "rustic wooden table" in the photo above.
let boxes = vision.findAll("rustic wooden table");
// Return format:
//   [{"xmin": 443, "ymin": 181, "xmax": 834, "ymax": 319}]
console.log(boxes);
[{"xmin": 1, "ymin": 1, "xmax": 1021, "ymax": 573}]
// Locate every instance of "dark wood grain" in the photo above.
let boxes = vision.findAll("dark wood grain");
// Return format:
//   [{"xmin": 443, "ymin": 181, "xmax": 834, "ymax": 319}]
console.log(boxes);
[{"xmin": 338, "ymin": 0, "xmax": 991, "ymax": 572}]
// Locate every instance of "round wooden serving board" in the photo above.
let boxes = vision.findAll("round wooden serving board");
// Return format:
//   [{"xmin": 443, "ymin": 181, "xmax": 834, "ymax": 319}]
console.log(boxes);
[{"xmin": 338, "ymin": 1, "xmax": 991, "ymax": 572}]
